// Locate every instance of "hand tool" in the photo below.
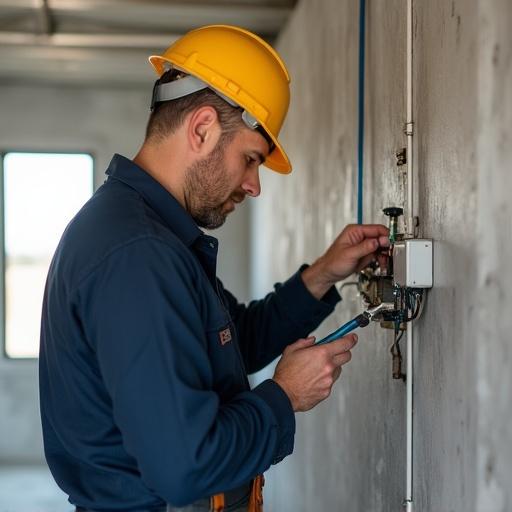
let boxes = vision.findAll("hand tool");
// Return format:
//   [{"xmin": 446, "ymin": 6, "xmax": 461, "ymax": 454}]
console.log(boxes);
[{"xmin": 314, "ymin": 303, "xmax": 394, "ymax": 345}]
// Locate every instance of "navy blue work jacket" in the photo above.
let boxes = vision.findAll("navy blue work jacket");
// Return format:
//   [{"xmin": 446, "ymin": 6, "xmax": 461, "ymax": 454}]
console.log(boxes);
[{"xmin": 39, "ymin": 154, "xmax": 340, "ymax": 510}]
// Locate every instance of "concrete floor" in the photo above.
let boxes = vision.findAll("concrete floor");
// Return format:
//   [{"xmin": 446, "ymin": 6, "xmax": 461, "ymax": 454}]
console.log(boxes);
[{"xmin": 0, "ymin": 466, "xmax": 69, "ymax": 512}]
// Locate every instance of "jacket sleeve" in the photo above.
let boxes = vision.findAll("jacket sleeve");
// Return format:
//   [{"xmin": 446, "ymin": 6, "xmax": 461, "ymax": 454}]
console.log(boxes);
[
  {"xmin": 77, "ymin": 237, "xmax": 295, "ymax": 507},
  {"xmin": 218, "ymin": 264, "xmax": 341, "ymax": 374}
]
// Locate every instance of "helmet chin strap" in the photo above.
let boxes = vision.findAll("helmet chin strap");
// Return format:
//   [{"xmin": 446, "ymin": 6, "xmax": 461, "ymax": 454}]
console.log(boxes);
[{"xmin": 150, "ymin": 75, "xmax": 275, "ymax": 153}]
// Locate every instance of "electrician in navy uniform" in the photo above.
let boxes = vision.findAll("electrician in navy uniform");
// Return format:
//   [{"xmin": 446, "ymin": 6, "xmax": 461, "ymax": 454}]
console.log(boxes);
[{"xmin": 39, "ymin": 25, "xmax": 389, "ymax": 512}]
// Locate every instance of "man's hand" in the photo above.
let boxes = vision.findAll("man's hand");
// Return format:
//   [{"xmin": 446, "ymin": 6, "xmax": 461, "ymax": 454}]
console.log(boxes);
[
  {"xmin": 301, "ymin": 224, "xmax": 389, "ymax": 300},
  {"xmin": 273, "ymin": 334, "xmax": 358, "ymax": 412}
]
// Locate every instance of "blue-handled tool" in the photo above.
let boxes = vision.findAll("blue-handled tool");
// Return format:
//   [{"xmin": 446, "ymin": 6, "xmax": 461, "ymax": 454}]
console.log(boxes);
[
  {"xmin": 315, "ymin": 313, "xmax": 370, "ymax": 345},
  {"xmin": 314, "ymin": 303, "xmax": 394, "ymax": 346}
]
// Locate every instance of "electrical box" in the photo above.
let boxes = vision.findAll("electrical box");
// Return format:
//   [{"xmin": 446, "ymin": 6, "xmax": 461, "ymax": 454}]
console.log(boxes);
[{"xmin": 393, "ymin": 239, "xmax": 433, "ymax": 288}]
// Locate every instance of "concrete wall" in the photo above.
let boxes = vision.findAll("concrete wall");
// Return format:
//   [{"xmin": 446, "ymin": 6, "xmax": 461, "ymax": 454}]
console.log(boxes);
[
  {"xmin": 0, "ymin": 84, "xmax": 249, "ymax": 463},
  {"xmin": 475, "ymin": 2, "xmax": 512, "ymax": 510},
  {"xmin": 251, "ymin": 0, "xmax": 512, "ymax": 510}
]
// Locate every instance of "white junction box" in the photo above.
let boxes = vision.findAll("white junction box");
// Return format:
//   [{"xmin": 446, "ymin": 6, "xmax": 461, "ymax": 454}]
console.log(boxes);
[{"xmin": 393, "ymin": 239, "xmax": 433, "ymax": 288}]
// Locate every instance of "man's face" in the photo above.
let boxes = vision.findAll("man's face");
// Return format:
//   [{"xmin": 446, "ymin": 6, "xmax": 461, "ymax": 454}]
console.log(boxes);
[{"xmin": 184, "ymin": 127, "xmax": 269, "ymax": 229}]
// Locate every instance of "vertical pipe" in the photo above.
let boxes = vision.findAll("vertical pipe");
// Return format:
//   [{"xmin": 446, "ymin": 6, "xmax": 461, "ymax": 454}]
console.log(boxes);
[
  {"xmin": 406, "ymin": 0, "xmax": 414, "ymax": 236},
  {"xmin": 0, "ymin": 153, "xmax": 5, "ymax": 359},
  {"xmin": 404, "ymin": 0, "xmax": 414, "ymax": 510},
  {"xmin": 405, "ymin": 325, "xmax": 414, "ymax": 511},
  {"xmin": 357, "ymin": 0, "xmax": 366, "ymax": 224}
]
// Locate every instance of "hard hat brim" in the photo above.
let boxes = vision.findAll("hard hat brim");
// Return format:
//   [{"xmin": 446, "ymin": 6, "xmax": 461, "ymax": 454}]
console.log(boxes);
[{"xmin": 262, "ymin": 134, "xmax": 291, "ymax": 174}]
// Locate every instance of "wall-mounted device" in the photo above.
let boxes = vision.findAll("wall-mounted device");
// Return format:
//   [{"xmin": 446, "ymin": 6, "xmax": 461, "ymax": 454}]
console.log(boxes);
[
  {"xmin": 363, "ymin": 207, "xmax": 433, "ymax": 380},
  {"xmin": 317, "ymin": 207, "xmax": 433, "ymax": 381},
  {"xmin": 393, "ymin": 239, "xmax": 433, "ymax": 288}
]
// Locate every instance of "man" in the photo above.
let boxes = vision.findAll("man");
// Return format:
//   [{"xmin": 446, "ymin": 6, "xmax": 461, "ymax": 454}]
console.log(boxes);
[{"xmin": 40, "ymin": 25, "xmax": 389, "ymax": 512}]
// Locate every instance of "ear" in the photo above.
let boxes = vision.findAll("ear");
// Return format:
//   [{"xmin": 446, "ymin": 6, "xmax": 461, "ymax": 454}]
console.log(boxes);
[{"xmin": 187, "ymin": 105, "xmax": 222, "ymax": 156}]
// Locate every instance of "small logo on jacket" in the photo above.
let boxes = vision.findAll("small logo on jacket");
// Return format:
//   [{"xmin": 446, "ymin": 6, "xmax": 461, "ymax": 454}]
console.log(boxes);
[{"xmin": 219, "ymin": 328, "xmax": 232, "ymax": 345}]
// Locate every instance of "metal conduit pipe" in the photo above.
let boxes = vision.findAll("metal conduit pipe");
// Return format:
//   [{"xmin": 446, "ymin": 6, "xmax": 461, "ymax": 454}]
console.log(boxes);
[
  {"xmin": 404, "ymin": 0, "xmax": 415, "ymax": 510},
  {"xmin": 406, "ymin": 0, "xmax": 415, "ymax": 238}
]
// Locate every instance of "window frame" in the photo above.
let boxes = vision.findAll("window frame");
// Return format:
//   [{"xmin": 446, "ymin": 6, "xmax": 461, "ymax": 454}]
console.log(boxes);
[{"xmin": 0, "ymin": 149, "xmax": 95, "ymax": 361}]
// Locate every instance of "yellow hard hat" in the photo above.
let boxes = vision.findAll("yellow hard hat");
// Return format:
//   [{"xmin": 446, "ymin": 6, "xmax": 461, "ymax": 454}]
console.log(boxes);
[{"xmin": 149, "ymin": 25, "xmax": 292, "ymax": 174}]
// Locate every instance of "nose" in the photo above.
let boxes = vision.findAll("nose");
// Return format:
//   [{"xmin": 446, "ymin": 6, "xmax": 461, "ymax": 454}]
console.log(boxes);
[{"xmin": 241, "ymin": 166, "xmax": 261, "ymax": 197}]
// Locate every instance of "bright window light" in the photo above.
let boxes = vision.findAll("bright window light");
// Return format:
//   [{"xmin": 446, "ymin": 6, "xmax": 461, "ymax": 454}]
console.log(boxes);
[{"xmin": 3, "ymin": 152, "xmax": 93, "ymax": 358}]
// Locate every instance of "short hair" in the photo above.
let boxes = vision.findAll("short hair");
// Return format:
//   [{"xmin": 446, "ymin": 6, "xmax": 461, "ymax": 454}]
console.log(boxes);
[{"xmin": 145, "ymin": 68, "xmax": 244, "ymax": 144}]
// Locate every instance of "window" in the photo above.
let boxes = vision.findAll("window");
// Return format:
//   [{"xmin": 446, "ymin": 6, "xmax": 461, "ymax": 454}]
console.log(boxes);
[{"xmin": 2, "ymin": 152, "xmax": 94, "ymax": 358}]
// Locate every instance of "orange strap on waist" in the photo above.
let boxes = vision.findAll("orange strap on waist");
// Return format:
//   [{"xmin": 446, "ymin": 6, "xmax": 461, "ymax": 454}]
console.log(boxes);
[
  {"xmin": 248, "ymin": 475, "xmax": 264, "ymax": 512},
  {"xmin": 210, "ymin": 474, "xmax": 264, "ymax": 512},
  {"xmin": 210, "ymin": 493, "xmax": 225, "ymax": 512}
]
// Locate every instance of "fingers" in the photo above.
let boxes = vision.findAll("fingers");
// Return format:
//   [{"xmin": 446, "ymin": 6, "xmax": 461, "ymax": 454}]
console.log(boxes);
[
  {"xmin": 285, "ymin": 336, "xmax": 316, "ymax": 353},
  {"xmin": 345, "ymin": 238, "xmax": 380, "ymax": 260},
  {"xmin": 332, "ymin": 349, "xmax": 352, "ymax": 367},
  {"xmin": 340, "ymin": 223, "xmax": 389, "ymax": 243},
  {"xmin": 339, "ymin": 225, "xmax": 390, "ymax": 263},
  {"xmin": 348, "ymin": 224, "xmax": 389, "ymax": 239},
  {"xmin": 322, "ymin": 333, "xmax": 358, "ymax": 355},
  {"xmin": 329, "ymin": 335, "xmax": 356, "ymax": 382},
  {"xmin": 352, "ymin": 245, "xmax": 390, "ymax": 272},
  {"xmin": 356, "ymin": 252, "xmax": 378, "ymax": 271},
  {"xmin": 378, "ymin": 235, "xmax": 390, "ymax": 247}
]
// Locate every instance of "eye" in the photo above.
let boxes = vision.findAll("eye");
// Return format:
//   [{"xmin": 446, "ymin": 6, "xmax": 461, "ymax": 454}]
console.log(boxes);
[{"xmin": 246, "ymin": 155, "xmax": 256, "ymax": 166}]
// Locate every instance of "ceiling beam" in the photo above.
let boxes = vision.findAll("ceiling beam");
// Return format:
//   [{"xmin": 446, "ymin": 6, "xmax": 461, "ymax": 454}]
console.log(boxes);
[
  {"xmin": 0, "ymin": 32, "xmax": 178, "ymax": 49},
  {"xmin": 0, "ymin": 45, "xmax": 156, "ymax": 86},
  {"xmin": 0, "ymin": 0, "xmax": 295, "ymax": 36}
]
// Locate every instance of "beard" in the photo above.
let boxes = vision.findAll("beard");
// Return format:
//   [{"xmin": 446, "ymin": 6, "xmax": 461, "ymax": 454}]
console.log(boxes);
[{"xmin": 183, "ymin": 141, "xmax": 236, "ymax": 230}]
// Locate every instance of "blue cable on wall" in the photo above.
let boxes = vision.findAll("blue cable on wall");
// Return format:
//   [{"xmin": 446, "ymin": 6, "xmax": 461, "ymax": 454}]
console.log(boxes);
[{"xmin": 357, "ymin": 0, "xmax": 366, "ymax": 224}]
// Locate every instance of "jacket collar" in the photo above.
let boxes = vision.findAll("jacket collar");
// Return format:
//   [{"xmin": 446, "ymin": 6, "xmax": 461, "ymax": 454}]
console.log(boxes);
[{"xmin": 105, "ymin": 154, "xmax": 202, "ymax": 247}]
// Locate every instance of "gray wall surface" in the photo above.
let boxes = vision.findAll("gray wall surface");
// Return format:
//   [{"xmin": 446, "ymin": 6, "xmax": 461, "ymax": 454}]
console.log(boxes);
[
  {"xmin": 0, "ymin": 84, "xmax": 250, "ymax": 463},
  {"xmin": 251, "ymin": 1, "xmax": 512, "ymax": 511}
]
